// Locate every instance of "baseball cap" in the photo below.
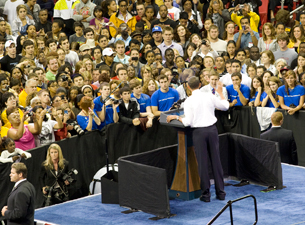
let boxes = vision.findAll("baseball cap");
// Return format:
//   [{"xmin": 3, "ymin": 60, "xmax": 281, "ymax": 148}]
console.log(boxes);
[
  {"xmin": 102, "ymin": 47, "xmax": 115, "ymax": 56},
  {"xmin": 152, "ymin": 26, "xmax": 162, "ymax": 33},
  {"xmin": 131, "ymin": 31, "xmax": 142, "ymax": 38},
  {"xmin": 79, "ymin": 44, "xmax": 90, "ymax": 52},
  {"xmin": 86, "ymin": 39, "xmax": 96, "ymax": 48},
  {"xmin": 5, "ymin": 40, "xmax": 16, "ymax": 48},
  {"xmin": 280, "ymin": 66, "xmax": 290, "ymax": 73}
]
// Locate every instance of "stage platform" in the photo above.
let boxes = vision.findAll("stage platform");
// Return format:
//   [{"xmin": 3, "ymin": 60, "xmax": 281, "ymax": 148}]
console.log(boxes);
[{"xmin": 34, "ymin": 163, "xmax": 305, "ymax": 225}]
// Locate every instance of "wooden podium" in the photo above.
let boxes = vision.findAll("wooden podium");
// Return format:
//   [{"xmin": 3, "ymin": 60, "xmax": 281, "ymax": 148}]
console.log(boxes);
[{"xmin": 160, "ymin": 109, "xmax": 201, "ymax": 200}]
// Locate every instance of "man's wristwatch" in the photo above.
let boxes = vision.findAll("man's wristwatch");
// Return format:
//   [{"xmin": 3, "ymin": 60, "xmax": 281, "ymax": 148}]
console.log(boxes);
[{"xmin": 176, "ymin": 116, "xmax": 179, "ymax": 121}]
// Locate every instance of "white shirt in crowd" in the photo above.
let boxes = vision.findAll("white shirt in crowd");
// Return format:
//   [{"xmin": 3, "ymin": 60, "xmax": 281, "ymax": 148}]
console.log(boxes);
[
  {"xmin": 182, "ymin": 89, "xmax": 229, "ymax": 128},
  {"xmin": 157, "ymin": 7, "xmax": 181, "ymax": 21},
  {"xmin": 3, "ymin": 0, "xmax": 25, "ymax": 25},
  {"xmin": 210, "ymin": 39, "xmax": 227, "ymax": 53},
  {"xmin": 220, "ymin": 72, "xmax": 252, "ymax": 88},
  {"xmin": 0, "ymin": 148, "xmax": 32, "ymax": 163},
  {"xmin": 200, "ymin": 84, "xmax": 228, "ymax": 100}
]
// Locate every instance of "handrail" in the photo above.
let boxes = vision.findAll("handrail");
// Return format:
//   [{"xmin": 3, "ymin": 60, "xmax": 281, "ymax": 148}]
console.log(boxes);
[
  {"xmin": 207, "ymin": 194, "xmax": 258, "ymax": 225},
  {"xmin": 290, "ymin": 5, "xmax": 305, "ymax": 18}
]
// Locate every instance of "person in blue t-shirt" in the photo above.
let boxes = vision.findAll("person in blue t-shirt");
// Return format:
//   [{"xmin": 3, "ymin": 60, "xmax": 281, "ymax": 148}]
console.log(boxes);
[
  {"xmin": 129, "ymin": 79, "xmax": 154, "ymax": 128},
  {"xmin": 151, "ymin": 74, "xmax": 180, "ymax": 116},
  {"xmin": 277, "ymin": 70, "xmax": 305, "ymax": 115},
  {"xmin": 262, "ymin": 76, "xmax": 281, "ymax": 108},
  {"xmin": 249, "ymin": 76, "xmax": 267, "ymax": 107},
  {"xmin": 226, "ymin": 72, "xmax": 250, "ymax": 107},
  {"xmin": 93, "ymin": 83, "xmax": 120, "ymax": 126},
  {"xmin": 76, "ymin": 96, "xmax": 101, "ymax": 131}
]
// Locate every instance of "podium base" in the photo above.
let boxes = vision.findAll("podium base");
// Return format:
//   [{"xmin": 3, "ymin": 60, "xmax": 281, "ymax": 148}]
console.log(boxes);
[{"xmin": 168, "ymin": 189, "xmax": 201, "ymax": 201}]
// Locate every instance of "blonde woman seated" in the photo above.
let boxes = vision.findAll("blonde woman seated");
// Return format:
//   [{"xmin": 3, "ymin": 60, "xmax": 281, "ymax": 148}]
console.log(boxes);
[{"xmin": 258, "ymin": 23, "xmax": 279, "ymax": 52}]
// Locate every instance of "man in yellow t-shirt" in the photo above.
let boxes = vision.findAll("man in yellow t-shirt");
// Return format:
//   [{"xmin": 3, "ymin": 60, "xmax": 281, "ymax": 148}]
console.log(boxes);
[{"xmin": 18, "ymin": 79, "xmax": 40, "ymax": 108}]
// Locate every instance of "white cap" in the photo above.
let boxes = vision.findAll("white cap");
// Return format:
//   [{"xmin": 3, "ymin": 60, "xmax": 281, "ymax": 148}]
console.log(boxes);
[
  {"xmin": 102, "ymin": 47, "xmax": 115, "ymax": 56},
  {"xmin": 79, "ymin": 44, "xmax": 90, "ymax": 52},
  {"xmin": 86, "ymin": 39, "xmax": 96, "ymax": 48},
  {"xmin": 5, "ymin": 40, "xmax": 16, "ymax": 48}
]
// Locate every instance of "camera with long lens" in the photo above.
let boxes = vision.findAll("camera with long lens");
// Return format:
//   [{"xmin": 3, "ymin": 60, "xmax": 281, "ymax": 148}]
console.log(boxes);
[
  {"xmin": 61, "ymin": 75, "xmax": 68, "ymax": 82},
  {"xmin": 69, "ymin": 121, "xmax": 85, "ymax": 135},
  {"xmin": 62, "ymin": 168, "xmax": 78, "ymax": 185}
]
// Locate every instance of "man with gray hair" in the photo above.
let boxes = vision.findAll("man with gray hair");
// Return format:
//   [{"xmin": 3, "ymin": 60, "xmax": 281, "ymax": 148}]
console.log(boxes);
[
  {"xmin": 19, "ymin": 79, "xmax": 39, "ymax": 108},
  {"xmin": 30, "ymin": 96, "xmax": 42, "ymax": 109}
]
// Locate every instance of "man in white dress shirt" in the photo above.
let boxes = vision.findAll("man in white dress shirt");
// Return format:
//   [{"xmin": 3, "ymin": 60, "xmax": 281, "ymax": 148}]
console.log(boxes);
[
  {"xmin": 167, "ymin": 76, "xmax": 229, "ymax": 202},
  {"xmin": 200, "ymin": 71, "xmax": 228, "ymax": 100},
  {"xmin": 220, "ymin": 59, "xmax": 252, "ymax": 88}
]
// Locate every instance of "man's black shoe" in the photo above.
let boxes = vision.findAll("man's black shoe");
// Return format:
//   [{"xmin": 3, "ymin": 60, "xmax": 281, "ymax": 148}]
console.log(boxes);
[
  {"xmin": 199, "ymin": 195, "xmax": 210, "ymax": 202},
  {"xmin": 216, "ymin": 195, "xmax": 225, "ymax": 200}
]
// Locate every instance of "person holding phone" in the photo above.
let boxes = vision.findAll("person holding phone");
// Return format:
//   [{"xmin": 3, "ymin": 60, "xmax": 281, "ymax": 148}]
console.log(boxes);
[
  {"xmin": 128, "ymin": 48, "xmax": 145, "ymax": 77},
  {"xmin": 234, "ymin": 17, "xmax": 259, "ymax": 50},
  {"xmin": 54, "ymin": 108, "xmax": 71, "ymax": 140},
  {"xmin": 77, "ymin": 96, "xmax": 101, "ymax": 131}
]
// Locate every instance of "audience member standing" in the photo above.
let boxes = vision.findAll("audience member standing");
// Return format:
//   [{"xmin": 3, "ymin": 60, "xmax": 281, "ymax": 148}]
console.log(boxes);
[
  {"xmin": 261, "ymin": 111, "xmax": 298, "ymax": 165},
  {"xmin": 1, "ymin": 163, "xmax": 36, "ymax": 225}
]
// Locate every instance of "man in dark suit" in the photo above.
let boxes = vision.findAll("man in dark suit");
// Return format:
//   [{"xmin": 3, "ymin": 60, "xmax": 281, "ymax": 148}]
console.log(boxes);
[
  {"xmin": 260, "ymin": 112, "xmax": 298, "ymax": 165},
  {"xmin": 1, "ymin": 163, "xmax": 36, "ymax": 225}
]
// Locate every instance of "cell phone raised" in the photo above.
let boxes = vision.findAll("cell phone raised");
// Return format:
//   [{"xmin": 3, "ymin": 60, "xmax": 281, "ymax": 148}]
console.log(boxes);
[
  {"xmin": 131, "ymin": 57, "xmax": 139, "ymax": 61},
  {"xmin": 64, "ymin": 110, "xmax": 68, "ymax": 114}
]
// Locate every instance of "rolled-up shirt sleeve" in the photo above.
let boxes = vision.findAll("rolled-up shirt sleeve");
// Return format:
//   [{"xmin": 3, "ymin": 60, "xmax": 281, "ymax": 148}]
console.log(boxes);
[
  {"xmin": 181, "ymin": 99, "xmax": 193, "ymax": 127},
  {"xmin": 213, "ymin": 95, "xmax": 230, "ymax": 111}
]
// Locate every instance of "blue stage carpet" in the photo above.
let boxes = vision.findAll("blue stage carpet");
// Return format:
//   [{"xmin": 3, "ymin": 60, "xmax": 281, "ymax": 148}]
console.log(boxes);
[{"xmin": 35, "ymin": 164, "xmax": 305, "ymax": 225}]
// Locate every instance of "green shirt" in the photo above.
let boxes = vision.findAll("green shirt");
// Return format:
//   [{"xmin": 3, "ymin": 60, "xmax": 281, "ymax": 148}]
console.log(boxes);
[{"xmin": 46, "ymin": 71, "xmax": 56, "ymax": 81}]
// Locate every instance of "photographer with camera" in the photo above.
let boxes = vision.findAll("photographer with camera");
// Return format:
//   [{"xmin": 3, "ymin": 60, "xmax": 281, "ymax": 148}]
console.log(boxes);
[
  {"xmin": 77, "ymin": 96, "xmax": 101, "ymax": 131},
  {"xmin": 7, "ymin": 106, "xmax": 42, "ymax": 151},
  {"xmin": 197, "ymin": 39, "xmax": 219, "ymax": 60},
  {"xmin": 93, "ymin": 82, "xmax": 119, "ymax": 127},
  {"xmin": 40, "ymin": 144, "xmax": 71, "ymax": 206},
  {"xmin": 32, "ymin": 105, "xmax": 64, "ymax": 147}
]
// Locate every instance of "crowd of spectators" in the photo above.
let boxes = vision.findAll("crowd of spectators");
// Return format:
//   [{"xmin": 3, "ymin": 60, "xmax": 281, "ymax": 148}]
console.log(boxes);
[{"xmin": 0, "ymin": 0, "xmax": 303, "ymax": 158}]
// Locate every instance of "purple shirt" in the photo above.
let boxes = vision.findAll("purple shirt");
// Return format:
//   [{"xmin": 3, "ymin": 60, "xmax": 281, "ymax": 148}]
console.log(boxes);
[
  {"xmin": 89, "ymin": 17, "xmax": 109, "ymax": 27},
  {"xmin": 158, "ymin": 41, "xmax": 184, "ymax": 62}
]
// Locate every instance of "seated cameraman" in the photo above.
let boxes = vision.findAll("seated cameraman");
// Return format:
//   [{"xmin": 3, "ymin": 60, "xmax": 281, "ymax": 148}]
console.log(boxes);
[{"xmin": 40, "ymin": 144, "xmax": 70, "ymax": 206}]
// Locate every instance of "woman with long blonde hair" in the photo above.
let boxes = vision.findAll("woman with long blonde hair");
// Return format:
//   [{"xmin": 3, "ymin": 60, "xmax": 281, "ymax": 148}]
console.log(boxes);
[
  {"xmin": 288, "ymin": 25, "xmax": 305, "ymax": 52},
  {"xmin": 40, "ymin": 143, "xmax": 70, "ymax": 206},
  {"xmin": 258, "ymin": 22, "xmax": 278, "ymax": 52}
]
